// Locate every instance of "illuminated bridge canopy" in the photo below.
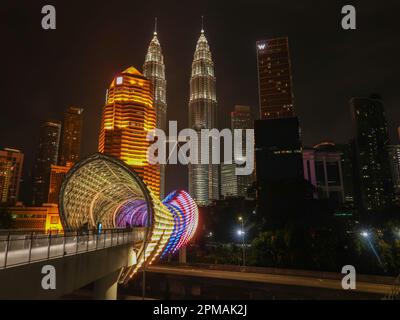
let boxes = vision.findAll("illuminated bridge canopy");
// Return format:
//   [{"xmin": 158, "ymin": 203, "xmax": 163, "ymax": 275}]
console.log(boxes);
[{"xmin": 59, "ymin": 153, "xmax": 198, "ymax": 282}]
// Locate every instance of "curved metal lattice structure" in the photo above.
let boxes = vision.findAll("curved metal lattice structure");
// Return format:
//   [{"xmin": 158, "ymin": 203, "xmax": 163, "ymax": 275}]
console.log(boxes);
[{"xmin": 59, "ymin": 153, "xmax": 198, "ymax": 283}]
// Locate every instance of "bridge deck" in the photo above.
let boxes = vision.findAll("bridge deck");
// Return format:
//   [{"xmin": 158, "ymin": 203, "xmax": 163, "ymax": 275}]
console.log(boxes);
[{"xmin": 0, "ymin": 228, "xmax": 141, "ymax": 269}]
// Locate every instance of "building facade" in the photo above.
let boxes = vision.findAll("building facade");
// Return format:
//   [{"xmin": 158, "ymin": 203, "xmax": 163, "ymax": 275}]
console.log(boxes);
[
  {"xmin": 8, "ymin": 203, "xmax": 62, "ymax": 232},
  {"xmin": 188, "ymin": 28, "xmax": 218, "ymax": 206},
  {"xmin": 31, "ymin": 120, "xmax": 61, "ymax": 205},
  {"xmin": 256, "ymin": 37, "xmax": 295, "ymax": 120},
  {"xmin": 143, "ymin": 24, "xmax": 167, "ymax": 199},
  {"xmin": 221, "ymin": 105, "xmax": 254, "ymax": 199},
  {"xmin": 0, "ymin": 148, "xmax": 24, "ymax": 205},
  {"xmin": 48, "ymin": 161, "xmax": 73, "ymax": 204},
  {"xmin": 98, "ymin": 66, "xmax": 160, "ymax": 197},
  {"xmin": 303, "ymin": 142, "xmax": 345, "ymax": 203},
  {"xmin": 220, "ymin": 163, "xmax": 237, "ymax": 198},
  {"xmin": 336, "ymin": 142, "xmax": 356, "ymax": 204},
  {"xmin": 255, "ymin": 117, "xmax": 303, "ymax": 184},
  {"xmin": 387, "ymin": 144, "xmax": 400, "ymax": 204},
  {"xmin": 58, "ymin": 106, "xmax": 83, "ymax": 166},
  {"xmin": 350, "ymin": 95, "xmax": 393, "ymax": 211}
]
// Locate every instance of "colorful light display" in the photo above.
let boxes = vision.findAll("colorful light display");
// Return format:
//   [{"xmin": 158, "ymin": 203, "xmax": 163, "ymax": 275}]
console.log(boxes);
[
  {"xmin": 162, "ymin": 190, "xmax": 198, "ymax": 256},
  {"xmin": 115, "ymin": 189, "xmax": 198, "ymax": 256},
  {"xmin": 59, "ymin": 153, "xmax": 198, "ymax": 283}
]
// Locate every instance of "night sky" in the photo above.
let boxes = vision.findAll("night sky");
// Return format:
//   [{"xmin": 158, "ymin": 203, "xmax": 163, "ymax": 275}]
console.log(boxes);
[{"xmin": 1, "ymin": 0, "xmax": 399, "ymax": 194}]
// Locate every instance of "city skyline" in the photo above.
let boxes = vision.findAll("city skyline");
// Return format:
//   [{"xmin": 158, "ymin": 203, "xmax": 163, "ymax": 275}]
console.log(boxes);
[
  {"xmin": 1, "ymin": 0, "xmax": 400, "ymax": 194},
  {"xmin": 1, "ymin": 0, "xmax": 400, "ymax": 302}
]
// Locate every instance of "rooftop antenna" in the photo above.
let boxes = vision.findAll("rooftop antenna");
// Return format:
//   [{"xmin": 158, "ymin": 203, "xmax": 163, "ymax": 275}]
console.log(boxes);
[
  {"xmin": 154, "ymin": 17, "xmax": 157, "ymax": 35},
  {"xmin": 201, "ymin": 15, "xmax": 204, "ymax": 33}
]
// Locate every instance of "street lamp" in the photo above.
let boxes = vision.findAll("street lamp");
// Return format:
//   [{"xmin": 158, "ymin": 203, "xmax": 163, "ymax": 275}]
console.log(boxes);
[
  {"xmin": 238, "ymin": 216, "xmax": 245, "ymax": 267},
  {"xmin": 360, "ymin": 231, "xmax": 370, "ymax": 238},
  {"xmin": 359, "ymin": 229, "xmax": 386, "ymax": 272}
]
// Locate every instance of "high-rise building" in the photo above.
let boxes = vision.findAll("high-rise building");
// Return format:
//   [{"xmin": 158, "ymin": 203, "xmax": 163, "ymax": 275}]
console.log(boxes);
[
  {"xmin": 48, "ymin": 161, "xmax": 73, "ymax": 204},
  {"xmin": 350, "ymin": 94, "xmax": 393, "ymax": 211},
  {"xmin": 220, "ymin": 164, "xmax": 237, "ymax": 198},
  {"xmin": 256, "ymin": 37, "xmax": 295, "ymax": 120},
  {"xmin": 303, "ymin": 142, "xmax": 345, "ymax": 203},
  {"xmin": 255, "ymin": 117, "xmax": 303, "ymax": 183},
  {"xmin": 188, "ymin": 27, "xmax": 218, "ymax": 206},
  {"xmin": 58, "ymin": 106, "xmax": 83, "ymax": 166},
  {"xmin": 387, "ymin": 145, "xmax": 400, "ymax": 204},
  {"xmin": 255, "ymin": 37, "xmax": 304, "ymax": 217},
  {"xmin": 32, "ymin": 121, "xmax": 61, "ymax": 205},
  {"xmin": 221, "ymin": 105, "xmax": 254, "ymax": 198},
  {"xmin": 0, "ymin": 148, "xmax": 24, "ymax": 205},
  {"xmin": 98, "ymin": 66, "xmax": 160, "ymax": 197},
  {"xmin": 143, "ymin": 20, "xmax": 167, "ymax": 199},
  {"xmin": 254, "ymin": 117, "xmax": 304, "ymax": 218},
  {"xmin": 336, "ymin": 142, "xmax": 356, "ymax": 204}
]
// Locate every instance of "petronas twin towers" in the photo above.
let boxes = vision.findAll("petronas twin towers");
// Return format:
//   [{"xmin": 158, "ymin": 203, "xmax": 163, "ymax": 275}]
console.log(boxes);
[
  {"xmin": 144, "ymin": 20, "xmax": 218, "ymax": 206},
  {"xmin": 143, "ymin": 23, "xmax": 167, "ymax": 199},
  {"xmin": 188, "ymin": 28, "xmax": 219, "ymax": 206}
]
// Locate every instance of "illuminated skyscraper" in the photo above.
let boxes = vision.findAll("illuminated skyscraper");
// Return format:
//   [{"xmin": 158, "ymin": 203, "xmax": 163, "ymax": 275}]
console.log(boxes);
[
  {"xmin": 188, "ymin": 26, "xmax": 218, "ymax": 206},
  {"xmin": 256, "ymin": 37, "xmax": 295, "ymax": 119},
  {"xmin": 59, "ymin": 106, "xmax": 83, "ymax": 166},
  {"xmin": 143, "ymin": 19, "xmax": 167, "ymax": 199},
  {"xmin": 98, "ymin": 66, "xmax": 160, "ymax": 197},
  {"xmin": 350, "ymin": 94, "xmax": 393, "ymax": 211},
  {"xmin": 0, "ymin": 148, "xmax": 24, "ymax": 205},
  {"xmin": 32, "ymin": 120, "xmax": 61, "ymax": 205}
]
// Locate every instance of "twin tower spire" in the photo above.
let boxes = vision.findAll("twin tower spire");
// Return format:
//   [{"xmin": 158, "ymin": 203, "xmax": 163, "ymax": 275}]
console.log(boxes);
[{"xmin": 144, "ymin": 17, "xmax": 218, "ymax": 206}]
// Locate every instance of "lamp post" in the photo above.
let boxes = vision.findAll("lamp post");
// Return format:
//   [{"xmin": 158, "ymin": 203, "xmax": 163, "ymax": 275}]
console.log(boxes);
[
  {"xmin": 359, "ymin": 229, "xmax": 386, "ymax": 272},
  {"xmin": 238, "ymin": 216, "xmax": 246, "ymax": 267}
]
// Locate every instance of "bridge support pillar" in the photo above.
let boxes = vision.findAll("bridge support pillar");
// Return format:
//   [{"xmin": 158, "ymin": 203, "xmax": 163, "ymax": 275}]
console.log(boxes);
[
  {"xmin": 179, "ymin": 247, "xmax": 187, "ymax": 264},
  {"xmin": 93, "ymin": 268, "xmax": 122, "ymax": 300}
]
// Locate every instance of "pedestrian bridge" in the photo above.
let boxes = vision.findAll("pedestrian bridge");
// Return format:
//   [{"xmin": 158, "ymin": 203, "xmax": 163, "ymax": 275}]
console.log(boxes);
[
  {"xmin": 0, "ymin": 228, "xmax": 140, "ymax": 299},
  {"xmin": 0, "ymin": 228, "xmax": 142, "ymax": 269},
  {"xmin": 0, "ymin": 153, "xmax": 199, "ymax": 299}
]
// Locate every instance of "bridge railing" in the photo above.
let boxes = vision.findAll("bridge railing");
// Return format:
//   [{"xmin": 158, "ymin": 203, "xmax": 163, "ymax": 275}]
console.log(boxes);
[{"xmin": 0, "ymin": 228, "xmax": 136, "ymax": 270}]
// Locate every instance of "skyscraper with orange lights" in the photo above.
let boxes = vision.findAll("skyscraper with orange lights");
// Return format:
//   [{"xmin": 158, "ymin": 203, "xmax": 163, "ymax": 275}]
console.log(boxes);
[{"xmin": 98, "ymin": 66, "xmax": 160, "ymax": 197}]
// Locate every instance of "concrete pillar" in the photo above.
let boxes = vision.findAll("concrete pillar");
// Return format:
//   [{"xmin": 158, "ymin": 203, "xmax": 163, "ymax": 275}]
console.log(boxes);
[
  {"xmin": 93, "ymin": 268, "xmax": 121, "ymax": 300},
  {"xmin": 179, "ymin": 246, "xmax": 187, "ymax": 264}
]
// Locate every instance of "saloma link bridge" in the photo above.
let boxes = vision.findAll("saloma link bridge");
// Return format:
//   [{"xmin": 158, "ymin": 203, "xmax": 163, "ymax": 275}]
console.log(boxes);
[{"xmin": 0, "ymin": 153, "xmax": 199, "ymax": 299}]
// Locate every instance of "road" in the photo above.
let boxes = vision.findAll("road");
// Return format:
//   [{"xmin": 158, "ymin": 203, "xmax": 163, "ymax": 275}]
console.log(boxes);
[{"xmin": 148, "ymin": 265, "xmax": 393, "ymax": 295}]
